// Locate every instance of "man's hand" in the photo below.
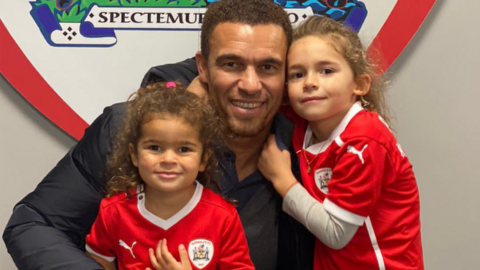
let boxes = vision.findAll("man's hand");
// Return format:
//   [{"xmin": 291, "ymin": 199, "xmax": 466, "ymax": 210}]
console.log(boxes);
[
  {"xmin": 186, "ymin": 76, "xmax": 208, "ymax": 99},
  {"xmin": 258, "ymin": 134, "xmax": 299, "ymax": 197},
  {"xmin": 146, "ymin": 239, "xmax": 192, "ymax": 270}
]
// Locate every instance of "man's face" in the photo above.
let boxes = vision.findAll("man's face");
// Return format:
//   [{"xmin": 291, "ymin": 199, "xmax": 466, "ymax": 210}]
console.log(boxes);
[{"xmin": 197, "ymin": 23, "xmax": 287, "ymax": 137}]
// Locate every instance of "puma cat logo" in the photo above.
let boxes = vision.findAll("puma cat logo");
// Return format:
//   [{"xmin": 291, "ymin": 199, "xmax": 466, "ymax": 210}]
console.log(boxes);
[
  {"xmin": 119, "ymin": 240, "xmax": 137, "ymax": 259},
  {"xmin": 346, "ymin": 145, "xmax": 368, "ymax": 164}
]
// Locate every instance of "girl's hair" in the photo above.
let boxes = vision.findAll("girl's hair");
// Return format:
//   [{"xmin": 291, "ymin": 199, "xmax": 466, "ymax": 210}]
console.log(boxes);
[
  {"xmin": 293, "ymin": 16, "xmax": 390, "ymax": 124},
  {"xmin": 106, "ymin": 82, "xmax": 223, "ymax": 197}
]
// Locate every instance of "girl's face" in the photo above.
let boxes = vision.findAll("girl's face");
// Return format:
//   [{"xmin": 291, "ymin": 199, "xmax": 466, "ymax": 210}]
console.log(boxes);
[
  {"xmin": 130, "ymin": 115, "xmax": 206, "ymax": 197},
  {"xmin": 287, "ymin": 36, "xmax": 365, "ymax": 128}
]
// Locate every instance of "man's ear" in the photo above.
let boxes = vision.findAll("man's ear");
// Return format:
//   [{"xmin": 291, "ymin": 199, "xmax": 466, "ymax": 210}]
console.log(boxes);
[
  {"xmin": 129, "ymin": 143, "xmax": 139, "ymax": 167},
  {"xmin": 195, "ymin": 50, "xmax": 209, "ymax": 84},
  {"xmin": 353, "ymin": 74, "xmax": 372, "ymax": 96},
  {"xmin": 198, "ymin": 150, "xmax": 211, "ymax": 172}
]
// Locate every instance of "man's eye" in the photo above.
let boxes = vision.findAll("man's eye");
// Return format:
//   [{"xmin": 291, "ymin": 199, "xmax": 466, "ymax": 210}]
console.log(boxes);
[
  {"xmin": 224, "ymin": 62, "xmax": 238, "ymax": 68},
  {"xmin": 260, "ymin": 64, "xmax": 278, "ymax": 74}
]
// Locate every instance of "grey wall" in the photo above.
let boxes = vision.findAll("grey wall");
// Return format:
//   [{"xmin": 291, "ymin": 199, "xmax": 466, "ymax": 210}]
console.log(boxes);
[
  {"xmin": 386, "ymin": 1, "xmax": 480, "ymax": 268},
  {"xmin": 1, "ymin": 1, "xmax": 480, "ymax": 269}
]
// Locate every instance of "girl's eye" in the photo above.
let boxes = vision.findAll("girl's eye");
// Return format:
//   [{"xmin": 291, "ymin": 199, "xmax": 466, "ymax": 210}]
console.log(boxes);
[
  {"xmin": 290, "ymin": 72, "xmax": 304, "ymax": 80},
  {"xmin": 149, "ymin": 145, "xmax": 160, "ymax": 151},
  {"xmin": 179, "ymin": 147, "xmax": 192, "ymax": 153},
  {"xmin": 321, "ymin": 69, "xmax": 334, "ymax": 75}
]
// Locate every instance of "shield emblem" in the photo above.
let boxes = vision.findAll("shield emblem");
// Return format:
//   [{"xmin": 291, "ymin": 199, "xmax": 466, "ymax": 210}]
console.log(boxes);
[
  {"xmin": 188, "ymin": 239, "xmax": 214, "ymax": 269},
  {"xmin": 315, "ymin": 168, "xmax": 332, "ymax": 194}
]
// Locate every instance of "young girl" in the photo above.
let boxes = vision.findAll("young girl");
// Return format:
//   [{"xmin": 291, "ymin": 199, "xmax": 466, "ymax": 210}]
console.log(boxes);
[
  {"xmin": 258, "ymin": 16, "xmax": 424, "ymax": 270},
  {"xmin": 86, "ymin": 82, "xmax": 254, "ymax": 270}
]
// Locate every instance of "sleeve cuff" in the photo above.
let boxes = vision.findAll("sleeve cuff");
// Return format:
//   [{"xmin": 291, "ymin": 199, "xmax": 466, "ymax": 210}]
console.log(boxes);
[{"xmin": 85, "ymin": 244, "xmax": 116, "ymax": 262}]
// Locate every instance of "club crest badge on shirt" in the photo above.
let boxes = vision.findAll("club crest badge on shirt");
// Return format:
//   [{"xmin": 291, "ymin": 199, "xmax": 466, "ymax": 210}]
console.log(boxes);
[
  {"xmin": 188, "ymin": 239, "xmax": 213, "ymax": 269},
  {"xmin": 315, "ymin": 168, "xmax": 332, "ymax": 194}
]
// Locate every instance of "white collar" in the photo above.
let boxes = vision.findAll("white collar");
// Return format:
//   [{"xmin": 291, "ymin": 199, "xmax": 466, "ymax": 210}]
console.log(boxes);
[
  {"xmin": 136, "ymin": 181, "xmax": 203, "ymax": 230},
  {"xmin": 304, "ymin": 101, "xmax": 363, "ymax": 154}
]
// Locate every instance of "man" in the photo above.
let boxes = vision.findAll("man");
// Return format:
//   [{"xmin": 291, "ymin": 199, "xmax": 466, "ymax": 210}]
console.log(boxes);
[{"xmin": 3, "ymin": 0, "xmax": 313, "ymax": 269}]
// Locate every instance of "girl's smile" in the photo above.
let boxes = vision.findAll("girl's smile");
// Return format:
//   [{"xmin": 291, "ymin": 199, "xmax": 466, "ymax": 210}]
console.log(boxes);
[{"xmin": 301, "ymin": 96, "xmax": 327, "ymax": 104}]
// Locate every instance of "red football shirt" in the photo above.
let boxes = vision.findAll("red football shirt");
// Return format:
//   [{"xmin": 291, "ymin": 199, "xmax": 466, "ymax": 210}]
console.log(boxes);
[
  {"xmin": 292, "ymin": 102, "xmax": 424, "ymax": 270},
  {"xmin": 86, "ymin": 183, "xmax": 254, "ymax": 270}
]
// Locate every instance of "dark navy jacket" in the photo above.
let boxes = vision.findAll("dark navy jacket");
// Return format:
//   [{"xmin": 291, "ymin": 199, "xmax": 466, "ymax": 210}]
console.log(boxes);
[{"xmin": 3, "ymin": 58, "xmax": 314, "ymax": 270}]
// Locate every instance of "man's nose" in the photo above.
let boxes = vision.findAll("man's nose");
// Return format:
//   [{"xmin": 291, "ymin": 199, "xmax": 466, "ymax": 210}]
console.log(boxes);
[{"xmin": 238, "ymin": 66, "xmax": 262, "ymax": 95}]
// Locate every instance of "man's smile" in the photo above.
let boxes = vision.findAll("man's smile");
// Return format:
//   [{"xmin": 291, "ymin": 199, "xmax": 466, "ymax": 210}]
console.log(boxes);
[{"xmin": 231, "ymin": 100, "xmax": 263, "ymax": 110}]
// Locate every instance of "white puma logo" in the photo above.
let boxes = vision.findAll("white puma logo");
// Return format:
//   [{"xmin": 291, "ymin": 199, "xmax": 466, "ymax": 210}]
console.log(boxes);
[
  {"xmin": 347, "ymin": 144, "xmax": 368, "ymax": 164},
  {"xmin": 119, "ymin": 239, "xmax": 137, "ymax": 259}
]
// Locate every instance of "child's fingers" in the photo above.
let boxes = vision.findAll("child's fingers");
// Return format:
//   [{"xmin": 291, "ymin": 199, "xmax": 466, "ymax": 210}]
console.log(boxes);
[
  {"xmin": 267, "ymin": 134, "xmax": 283, "ymax": 154},
  {"xmin": 160, "ymin": 238, "xmax": 178, "ymax": 264},
  {"xmin": 281, "ymin": 147, "xmax": 291, "ymax": 159},
  {"xmin": 269, "ymin": 134, "xmax": 291, "ymax": 158},
  {"xmin": 264, "ymin": 134, "xmax": 290, "ymax": 159},
  {"xmin": 157, "ymin": 239, "xmax": 172, "ymax": 269},
  {"xmin": 260, "ymin": 135, "xmax": 275, "ymax": 157},
  {"xmin": 178, "ymin": 244, "xmax": 192, "ymax": 270},
  {"xmin": 157, "ymin": 239, "xmax": 171, "ymax": 269},
  {"xmin": 267, "ymin": 134, "xmax": 277, "ymax": 148},
  {"xmin": 156, "ymin": 239, "xmax": 162, "ymax": 261},
  {"xmin": 149, "ymin": 248, "xmax": 161, "ymax": 269}
]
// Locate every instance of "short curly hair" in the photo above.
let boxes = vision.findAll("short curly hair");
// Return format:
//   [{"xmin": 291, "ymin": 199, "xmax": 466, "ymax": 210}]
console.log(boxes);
[
  {"xmin": 201, "ymin": 0, "xmax": 292, "ymax": 60},
  {"xmin": 106, "ymin": 82, "xmax": 223, "ymax": 197}
]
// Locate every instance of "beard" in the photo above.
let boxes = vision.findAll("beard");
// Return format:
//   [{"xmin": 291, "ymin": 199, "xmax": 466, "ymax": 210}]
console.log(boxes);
[
  {"xmin": 225, "ymin": 114, "xmax": 269, "ymax": 138},
  {"xmin": 209, "ymin": 97, "xmax": 272, "ymax": 138}
]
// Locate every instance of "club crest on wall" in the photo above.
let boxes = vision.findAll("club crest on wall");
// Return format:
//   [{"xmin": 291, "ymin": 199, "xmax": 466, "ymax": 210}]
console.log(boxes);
[{"xmin": 29, "ymin": 0, "xmax": 368, "ymax": 47}]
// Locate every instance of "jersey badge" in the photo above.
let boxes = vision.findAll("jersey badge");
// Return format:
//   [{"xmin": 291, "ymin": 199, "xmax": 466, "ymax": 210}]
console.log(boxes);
[
  {"xmin": 188, "ymin": 239, "xmax": 213, "ymax": 269},
  {"xmin": 347, "ymin": 144, "xmax": 368, "ymax": 164},
  {"xmin": 119, "ymin": 239, "xmax": 137, "ymax": 259},
  {"xmin": 315, "ymin": 168, "xmax": 332, "ymax": 194}
]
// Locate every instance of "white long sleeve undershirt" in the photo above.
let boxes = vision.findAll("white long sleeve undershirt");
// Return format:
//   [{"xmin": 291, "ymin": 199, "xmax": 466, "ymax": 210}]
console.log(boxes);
[{"xmin": 282, "ymin": 184, "xmax": 360, "ymax": 250}]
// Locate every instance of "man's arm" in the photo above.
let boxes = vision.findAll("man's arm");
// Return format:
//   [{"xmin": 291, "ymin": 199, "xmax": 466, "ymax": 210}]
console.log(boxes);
[
  {"xmin": 87, "ymin": 253, "xmax": 117, "ymax": 270},
  {"xmin": 141, "ymin": 57, "xmax": 198, "ymax": 87},
  {"xmin": 3, "ymin": 103, "xmax": 125, "ymax": 270}
]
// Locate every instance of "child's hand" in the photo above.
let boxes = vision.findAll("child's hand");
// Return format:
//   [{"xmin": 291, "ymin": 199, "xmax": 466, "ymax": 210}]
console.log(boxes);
[
  {"xmin": 146, "ymin": 239, "xmax": 192, "ymax": 270},
  {"xmin": 258, "ymin": 134, "xmax": 298, "ymax": 197}
]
